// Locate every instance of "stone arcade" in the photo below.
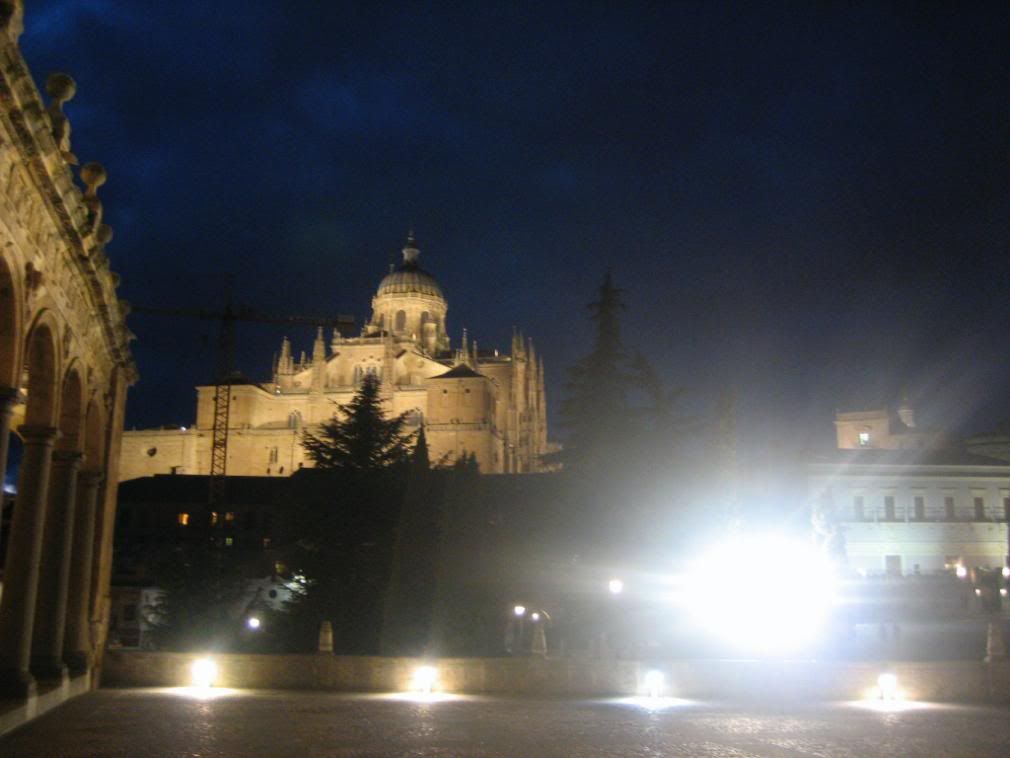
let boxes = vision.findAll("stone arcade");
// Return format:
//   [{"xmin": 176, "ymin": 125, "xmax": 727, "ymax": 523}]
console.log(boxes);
[{"xmin": 0, "ymin": 0, "xmax": 135, "ymax": 714}]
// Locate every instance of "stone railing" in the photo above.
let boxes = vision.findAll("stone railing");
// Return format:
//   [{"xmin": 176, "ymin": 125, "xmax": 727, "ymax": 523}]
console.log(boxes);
[{"xmin": 102, "ymin": 651, "xmax": 1010, "ymax": 703}]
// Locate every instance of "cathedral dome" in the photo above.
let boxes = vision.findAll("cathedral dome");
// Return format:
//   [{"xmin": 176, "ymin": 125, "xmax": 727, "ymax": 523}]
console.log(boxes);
[{"xmin": 376, "ymin": 235, "xmax": 445, "ymax": 300}]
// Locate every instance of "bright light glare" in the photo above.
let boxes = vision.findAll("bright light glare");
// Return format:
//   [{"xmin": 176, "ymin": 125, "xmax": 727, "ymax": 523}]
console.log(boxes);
[
  {"xmin": 246, "ymin": 616, "xmax": 261, "ymax": 630},
  {"xmin": 877, "ymin": 673, "xmax": 899, "ymax": 700},
  {"xmin": 974, "ymin": 588, "xmax": 982, "ymax": 597},
  {"xmin": 608, "ymin": 578, "xmax": 624, "ymax": 595},
  {"xmin": 643, "ymin": 669, "xmax": 665, "ymax": 698},
  {"xmin": 682, "ymin": 536, "xmax": 835, "ymax": 652},
  {"xmin": 531, "ymin": 612, "xmax": 541, "ymax": 621},
  {"xmin": 513, "ymin": 605, "xmax": 526, "ymax": 617},
  {"xmin": 412, "ymin": 666, "xmax": 437, "ymax": 694},
  {"xmin": 956, "ymin": 565, "xmax": 968, "ymax": 579},
  {"xmin": 1001, "ymin": 589, "xmax": 1008, "ymax": 598},
  {"xmin": 191, "ymin": 658, "xmax": 218, "ymax": 688},
  {"xmin": 1002, "ymin": 567, "xmax": 1009, "ymax": 579}
]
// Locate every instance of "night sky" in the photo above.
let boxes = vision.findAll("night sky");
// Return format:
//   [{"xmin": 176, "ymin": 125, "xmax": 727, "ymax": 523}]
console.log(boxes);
[{"xmin": 18, "ymin": 2, "xmax": 1010, "ymax": 456}]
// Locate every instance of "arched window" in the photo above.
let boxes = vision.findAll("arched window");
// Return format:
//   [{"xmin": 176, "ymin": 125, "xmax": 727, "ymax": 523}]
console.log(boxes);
[
  {"xmin": 395, "ymin": 310, "xmax": 406, "ymax": 332},
  {"xmin": 377, "ymin": 314, "xmax": 385, "ymax": 330},
  {"xmin": 420, "ymin": 312, "xmax": 430, "ymax": 327},
  {"xmin": 287, "ymin": 411, "xmax": 301, "ymax": 428},
  {"xmin": 353, "ymin": 365, "xmax": 363, "ymax": 385}
]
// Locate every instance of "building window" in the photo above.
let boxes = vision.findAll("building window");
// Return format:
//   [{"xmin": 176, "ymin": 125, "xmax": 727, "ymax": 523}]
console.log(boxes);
[
  {"xmin": 395, "ymin": 310, "xmax": 406, "ymax": 332},
  {"xmin": 225, "ymin": 537, "xmax": 234, "ymax": 547},
  {"xmin": 858, "ymin": 431, "xmax": 870, "ymax": 447},
  {"xmin": 262, "ymin": 537, "xmax": 272, "ymax": 549},
  {"xmin": 884, "ymin": 495, "xmax": 896, "ymax": 521},
  {"xmin": 225, "ymin": 511, "xmax": 236, "ymax": 524},
  {"xmin": 210, "ymin": 511, "xmax": 219, "ymax": 526},
  {"xmin": 974, "ymin": 497, "xmax": 985, "ymax": 521},
  {"xmin": 268, "ymin": 446, "xmax": 279, "ymax": 464},
  {"xmin": 913, "ymin": 496, "xmax": 925, "ymax": 520},
  {"xmin": 944, "ymin": 496, "xmax": 956, "ymax": 520},
  {"xmin": 853, "ymin": 496, "xmax": 864, "ymax": 520},
  {"xmin": 177, "ymin": 512, "xmax": 190, "ymax": 526},
  {"xmin": 1004, "ymin": 497, "xmax": 1010, "ymax": 522},
  {"xmin": 287, "ymin": 411, "xmax": 301, "ymax": 429}
]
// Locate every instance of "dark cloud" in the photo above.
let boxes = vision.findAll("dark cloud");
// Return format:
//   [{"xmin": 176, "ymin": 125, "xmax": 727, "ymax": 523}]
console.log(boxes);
[{"xmin": 18, "ymin": 1, "xmax": 1010, "ymax": 450}]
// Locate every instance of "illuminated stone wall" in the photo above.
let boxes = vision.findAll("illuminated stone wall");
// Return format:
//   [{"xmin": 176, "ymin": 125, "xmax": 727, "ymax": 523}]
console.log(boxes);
[{"xmin": 0, "ymin": 0, "xmax": 136, "ymax": 701}]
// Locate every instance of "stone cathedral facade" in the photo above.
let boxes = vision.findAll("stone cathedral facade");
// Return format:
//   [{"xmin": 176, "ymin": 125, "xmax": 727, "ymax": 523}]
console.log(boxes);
[{"xmin": 119, "ymin": 235, "xmax": 548, "ymax": 480}]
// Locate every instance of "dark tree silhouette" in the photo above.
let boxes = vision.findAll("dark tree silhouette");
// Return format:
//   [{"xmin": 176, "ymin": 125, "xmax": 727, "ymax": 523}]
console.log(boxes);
[
  {"xmin": 559, "ymin": 271, "xmax": 638, "ymax": 471},
  {"xmin": 301, "ymin": 374, "xmax": 416, "ymax": 470}
]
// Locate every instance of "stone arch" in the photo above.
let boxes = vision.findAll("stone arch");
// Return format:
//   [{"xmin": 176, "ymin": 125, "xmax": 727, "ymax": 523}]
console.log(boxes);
[
  {"xmin": 21, "ymin": 311, "xmax": 60, "ymax": 427},
  {"xmin": 0, "ymin": 252, "xmax": 22, "ymax": 388},
  {"xmin": 55, "ymin": 362, "xmax": 85, "ymax": 452},
  {"xmin": 82, "ymin": 397, "xmax": 107, "ymax": 471}
]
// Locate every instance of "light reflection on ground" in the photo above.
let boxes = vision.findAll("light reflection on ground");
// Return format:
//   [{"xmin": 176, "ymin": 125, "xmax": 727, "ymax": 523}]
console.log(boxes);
[
  {"xmin": 155, "ymin": 686, "xmax": 246, "ymax": 701},
  {"xmin": 605, "ymin": 695, "xmax": 695, "ymax": 711},
  {"xmin": 844, "ymin": 698, "xmax": 937, "ymax": 713},
  {"xmin": 375, "ymin": 691, "xmax": 468, "ymax": 704}
]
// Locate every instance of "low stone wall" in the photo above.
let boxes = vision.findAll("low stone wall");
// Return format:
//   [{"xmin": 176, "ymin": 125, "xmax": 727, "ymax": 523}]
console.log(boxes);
[{"xmin": 102, "ymin": 651, "xmax": 1010, "ymax": 703}]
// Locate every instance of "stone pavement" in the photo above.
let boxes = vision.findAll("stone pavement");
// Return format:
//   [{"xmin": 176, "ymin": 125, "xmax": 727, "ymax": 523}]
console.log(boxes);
[{"xmin": 1, "ymin": 687, "xmax": 1009, "ymax": 757}]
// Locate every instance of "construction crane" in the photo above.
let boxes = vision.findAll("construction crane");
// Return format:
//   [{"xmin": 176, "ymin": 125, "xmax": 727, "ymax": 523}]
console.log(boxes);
[{"xmin": 129, "ymin": 302, "xmax": 355, "ymax": 508}]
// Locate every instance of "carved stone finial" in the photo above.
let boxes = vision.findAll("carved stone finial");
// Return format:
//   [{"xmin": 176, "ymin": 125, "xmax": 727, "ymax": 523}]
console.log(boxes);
[
  {"xmin": 80, "ymin": 162, "xmax": 107, "ymax": 231},
  {"xmin": 0, "ymin": 1, "xmax": 24, "ymax": 43},
  {"xmin": 80, "ymin": 162, "xmax": 107, "ymax": 197},
  {"xmin": 45, "ymin": 72, "xmax": 78, "ymax": 164},
  {"xmin": 95, "ymin": 223, "xmax": 113, "ymax": 246}
]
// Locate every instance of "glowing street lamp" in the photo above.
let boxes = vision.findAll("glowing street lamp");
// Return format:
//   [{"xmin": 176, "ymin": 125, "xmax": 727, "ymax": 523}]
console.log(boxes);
[
  {"xmin": 513, "ymin": 605, "xmax": 526, "ymax": 617},
  {"xmin": 956, "ymin": 564, "xmax": 968, "ymax": 579},
  {"xmin": 608, "ymin": 578, "xmax": 624, "ymax": 595},
  {"xmin": 246, "ymin": 616, "xmax": 261, "ymax": 630}
]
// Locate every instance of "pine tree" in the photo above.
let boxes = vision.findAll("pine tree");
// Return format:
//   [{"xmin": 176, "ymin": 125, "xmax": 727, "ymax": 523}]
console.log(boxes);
[
  {"xmin": 301, "ymin": 374, "xmax": 416, "ymax": 470},
  {"xmin": 559, "ymin": 271, "xmax": 633, "ymax": 469}
]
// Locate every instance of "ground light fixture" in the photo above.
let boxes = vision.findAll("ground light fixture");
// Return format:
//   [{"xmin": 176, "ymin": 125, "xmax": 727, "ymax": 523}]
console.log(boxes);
[
  {"xmin": 876, "ymin": 672, "xmax": 899, "ymax": 700},
  {"xmin": 643, "ymin": 670, "xmax": 665, "ymax": 698},
  {"xmin": 608, "ymin": 578, "xmax": 624, "ymax": 595},
  {"xmin": 246, "ymin": 616, "xmax": 261, "ymax": 630},
  {"xmin": 191, "ymin": 658, "xmax": 218, "ymax": 688},
  {"xmin": 412, "ymin": 666, "xmax": 438, "ymax": 694},
  {"xmin": 682, "ymin": 535, "xmax": 836, "ymax": 653}
]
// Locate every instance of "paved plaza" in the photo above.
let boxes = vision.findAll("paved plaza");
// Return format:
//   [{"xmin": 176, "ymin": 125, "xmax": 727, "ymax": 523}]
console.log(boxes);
[{"xmin": 1, "ymin": 687, "xmax": 1009, "ymax": 757}]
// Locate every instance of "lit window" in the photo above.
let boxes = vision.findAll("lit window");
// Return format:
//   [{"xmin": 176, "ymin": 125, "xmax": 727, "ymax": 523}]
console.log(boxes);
[
  {"xmin": 177, "ymin": 512, "xmax": 190, "ymax": 526},
  {"xmin": 858, "ymin": 432, "xmax": 870, "ymax": 447},
  {"xmin": 210, "ymin": 511, "xmax": 219, "ymax": 526},
  {"xmin": 225, "ymin": 512, "xmax": 236, "ymax": 523},
  {"xmin": 262, "ymin": 537, "xmax": 272, "ymax": 548},
  {"xmin": 225, "ymin": 537, "xmax": 234, "ymax": 547}
]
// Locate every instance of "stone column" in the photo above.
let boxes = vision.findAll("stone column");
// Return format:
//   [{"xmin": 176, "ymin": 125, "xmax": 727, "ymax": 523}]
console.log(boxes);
[
  {"xmin": 30, "ymin": 449, "xmax": 83, "ymax": 680},
  {"xmin": 0, "ymin": 425, "xmax": 58, "ymax": 698},
  {"xmin": 64, "ymin": 470, "xmax": 102, "ymax": 674}
]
